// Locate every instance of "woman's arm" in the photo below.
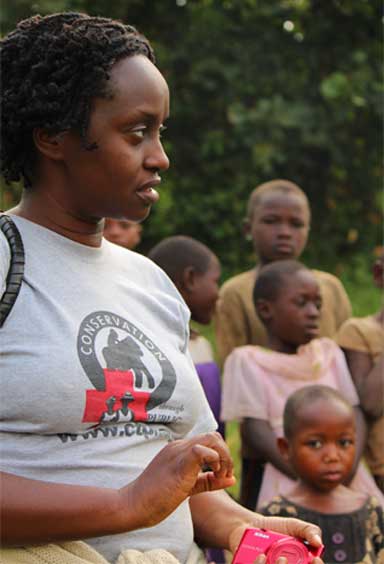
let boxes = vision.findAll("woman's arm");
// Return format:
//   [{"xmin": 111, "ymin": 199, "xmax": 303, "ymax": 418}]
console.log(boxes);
[
  {"xmin": 1, "ymin": 432, "xmax": 235, "ymax": 545},
  {"xmin": 242, "ymin": 418, "xmax": 297, "ymax": 479},
  {"xmin": 190, "ymin": 489, "xmax": 324, "ymax": 562},
  {"xmin": 343, "ymin": 348, "xmax": 384, "ymax": 418}
]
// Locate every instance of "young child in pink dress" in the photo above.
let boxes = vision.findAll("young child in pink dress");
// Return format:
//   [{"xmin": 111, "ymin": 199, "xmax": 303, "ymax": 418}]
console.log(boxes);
[
  {"xmin": 221, "ymin": 260, "xmax": 384, "ymax": 509},
  {"xmin": 261, "ymin": 385, "xmax": 384, "ymax": 564}
]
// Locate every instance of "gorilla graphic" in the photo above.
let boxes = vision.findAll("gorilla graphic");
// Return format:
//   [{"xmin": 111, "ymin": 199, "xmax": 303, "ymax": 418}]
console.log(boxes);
[{"xmin": 102, "ymin": 329, "xmax": 155, "ymax": 389}]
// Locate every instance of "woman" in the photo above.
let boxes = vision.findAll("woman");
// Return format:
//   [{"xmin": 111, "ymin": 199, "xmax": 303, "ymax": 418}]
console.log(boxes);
[{"xmin": 0, "ymin": 13, "xmax": 324, "ymax": 563}]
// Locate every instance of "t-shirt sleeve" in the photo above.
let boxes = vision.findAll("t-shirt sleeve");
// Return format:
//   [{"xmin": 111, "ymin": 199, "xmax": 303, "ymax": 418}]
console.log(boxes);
[
  {"xmin": 335, "ymin": 319, "xmax": 370, "ymax": 354},
  {"xmin": 0, "ymin": 230, "xmax": 11, "ymax": 299},
  {"xmin": 214, "ymin": 286, "xmax": 249, "ymax": 368},
  {"xmin": 332, "ymin": 343, "xmax": 360, "ymax": 406},
  {"xmin": 221, "ymin": 348, "xmax": 268, "ymax": 422}
]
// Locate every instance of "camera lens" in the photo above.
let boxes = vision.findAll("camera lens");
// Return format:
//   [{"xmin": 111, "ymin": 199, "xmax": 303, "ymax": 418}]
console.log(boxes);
[{"xmin": 267, "ymin": 538, "xmax": 309, "ymax": 564}]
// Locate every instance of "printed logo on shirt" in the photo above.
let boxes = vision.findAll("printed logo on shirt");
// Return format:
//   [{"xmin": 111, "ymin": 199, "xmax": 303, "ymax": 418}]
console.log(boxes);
[{"xmin": 77, "ymin": 311, "xmax": 177, "ymax": 425}]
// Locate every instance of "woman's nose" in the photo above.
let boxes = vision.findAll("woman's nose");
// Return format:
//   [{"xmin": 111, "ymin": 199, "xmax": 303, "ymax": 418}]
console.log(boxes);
[{"xmin": 145, "ymin": 138, "xmax": 170, "ymax": 172}]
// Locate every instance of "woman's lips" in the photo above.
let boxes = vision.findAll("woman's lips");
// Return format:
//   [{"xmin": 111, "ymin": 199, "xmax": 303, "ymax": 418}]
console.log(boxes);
[
  {"xmin": 136, "ymin": 186, "xmax": 159, "ymax": 205},
  {"xmin": 137, "ymin": 179, "xmax": 161, "ymax": 205}
]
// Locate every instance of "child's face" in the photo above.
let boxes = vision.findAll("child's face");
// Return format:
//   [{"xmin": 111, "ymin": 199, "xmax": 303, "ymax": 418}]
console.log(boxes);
[
  {"xmin": 265, "ymin": 270, "xmax": 321, "ymax": 352},
  {"xmin": 285, "ymin": 399, "xmax": 356, "ymax": 493},
  {"xmin": 104, "ymin": 218, "xmax": 142, "ymax": 250},
  {"xmin": 247, "ymin": 192, "xmax": 310, "ymax": 264},
  {"xmin": 188, "ymin": 256, "xmax": 221, "ymax": 325}
]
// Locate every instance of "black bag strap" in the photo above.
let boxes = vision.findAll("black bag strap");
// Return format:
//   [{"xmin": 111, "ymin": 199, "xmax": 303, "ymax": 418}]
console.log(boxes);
[{"xmin": 0, "ymin": 214, "xmax": 25, "ymax": 327}]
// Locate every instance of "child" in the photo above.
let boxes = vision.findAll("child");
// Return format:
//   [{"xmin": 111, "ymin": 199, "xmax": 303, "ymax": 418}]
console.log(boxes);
[
  {"xmin": 148, "ymin": 235, "xmax": 224, "ymax": 436},
  {"xmin": 261, "ymin": 385, "xmax": 384, "ymax": 564},
  {"xmin": 221, "ymin": 260, "xmax": 384, "ymax": 510},
  {"xmin": 215, "ymin": 179, "xmax": 352, "ymax": 509},
  {"xmin": 336, "ymin": 253, "xmax": 384, "ymax": 492},
  {"xmin": 103, "ymin": 218, "xmax": 143, "ymax": 250},
  {"xmin": 148, "ymin": 235, "xmax": 225, "ymax": 564},
  {"xmin": 215, "ymin": 179, "xmax": 351, "ymax": 366}
]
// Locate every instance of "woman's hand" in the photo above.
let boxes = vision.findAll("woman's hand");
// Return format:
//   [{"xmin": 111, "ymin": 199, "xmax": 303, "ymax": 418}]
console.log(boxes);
[
  {"xmin": 120, "ymin": 432, "xmax": 236, "ymax": 529},
  {"xmin": 229, "ymin": 515, "xmax": 324, "ymax": 564}
]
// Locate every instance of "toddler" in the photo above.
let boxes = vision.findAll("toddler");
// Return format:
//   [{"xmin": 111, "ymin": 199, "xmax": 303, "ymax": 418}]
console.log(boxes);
[
  {"xmin": 261, "ymin": 385, "xmax": 384, "ymax": 564},
  {"xmin": 221, "ymin": 260, "xmax": 384, "ymax": 509}
]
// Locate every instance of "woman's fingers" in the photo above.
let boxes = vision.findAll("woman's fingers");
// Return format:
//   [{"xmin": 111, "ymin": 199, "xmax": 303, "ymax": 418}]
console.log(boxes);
[
  {"xmin": 262, "ymin": 516, "xmax": 322, "ymax": 548},
  {"xmin": 190, "ymin": 470, "xmax": 236, "ymax": 495}
]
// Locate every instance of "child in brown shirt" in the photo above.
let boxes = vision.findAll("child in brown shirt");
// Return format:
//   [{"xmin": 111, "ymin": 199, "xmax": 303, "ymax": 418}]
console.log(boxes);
[{"xmin": 215, "ymin": 179, "xmax": 351, "ymax": 366}]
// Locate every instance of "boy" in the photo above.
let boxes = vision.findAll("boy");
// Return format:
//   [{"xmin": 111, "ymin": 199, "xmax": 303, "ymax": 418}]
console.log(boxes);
[{"xmin": 215, "ymin": 179, "xmax": 351, "ymax": 366}]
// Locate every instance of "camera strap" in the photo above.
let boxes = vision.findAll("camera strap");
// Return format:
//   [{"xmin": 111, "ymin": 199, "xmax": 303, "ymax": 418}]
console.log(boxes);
[{"xmin": 0, "ymin": 214, "xmax": 25, "ymax": 327}]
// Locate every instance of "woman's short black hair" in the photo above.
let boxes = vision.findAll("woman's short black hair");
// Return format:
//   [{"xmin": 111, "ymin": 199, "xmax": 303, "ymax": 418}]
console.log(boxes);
[{"xmin": 0, "ymin": 12, "xmax": 154, "ymax": 188}]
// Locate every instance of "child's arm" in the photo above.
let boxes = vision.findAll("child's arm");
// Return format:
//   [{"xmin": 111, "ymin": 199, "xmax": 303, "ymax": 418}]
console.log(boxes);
[{"xmin": 243, "ymin": 417, "xmax": 296, "ymax": 479}]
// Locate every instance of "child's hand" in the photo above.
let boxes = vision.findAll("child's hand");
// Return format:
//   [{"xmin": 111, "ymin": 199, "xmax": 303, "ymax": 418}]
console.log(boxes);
[{"xmin": 120, "ymin": 432, "xmax": 236, "ymax": 529}]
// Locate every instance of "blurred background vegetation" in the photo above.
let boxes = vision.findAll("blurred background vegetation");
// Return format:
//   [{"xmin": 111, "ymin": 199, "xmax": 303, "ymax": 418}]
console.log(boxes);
[{"xmin": 1, "ymin": 0, "xmax": 382, "ymax": 296}]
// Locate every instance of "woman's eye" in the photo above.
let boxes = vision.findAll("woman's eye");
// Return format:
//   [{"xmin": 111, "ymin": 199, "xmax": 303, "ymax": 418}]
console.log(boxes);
[
  {"xmin": 159, "ymin": 124, "xmax": 167, "ymax": 137},
  {"xmin": 131, "ymin": 128, "xmax": 146, "ymax": 138}
]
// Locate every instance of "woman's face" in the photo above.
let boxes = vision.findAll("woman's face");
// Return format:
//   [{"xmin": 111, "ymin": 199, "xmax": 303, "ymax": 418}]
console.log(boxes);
[{"xmin": 53, "ymin": 55, "xmax": 170, "ymax": 222}]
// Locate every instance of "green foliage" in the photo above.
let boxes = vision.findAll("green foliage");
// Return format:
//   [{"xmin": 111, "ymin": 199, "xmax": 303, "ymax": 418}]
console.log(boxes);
[{"xmin": 1, "ymin": 0, "xmax": 382, "ymax": 281}]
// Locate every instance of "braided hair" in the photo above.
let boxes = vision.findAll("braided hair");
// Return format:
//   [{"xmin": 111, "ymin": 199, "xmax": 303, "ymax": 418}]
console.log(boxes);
[{"xmin": 0, "ymin": 12, "xmax": 154, "ymax": 188}]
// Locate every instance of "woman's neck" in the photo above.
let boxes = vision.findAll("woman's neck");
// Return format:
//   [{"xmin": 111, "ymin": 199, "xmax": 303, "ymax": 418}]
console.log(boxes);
[{"xmin": 9, "ymin": 190, "xmax": 104, "ymax": 247}]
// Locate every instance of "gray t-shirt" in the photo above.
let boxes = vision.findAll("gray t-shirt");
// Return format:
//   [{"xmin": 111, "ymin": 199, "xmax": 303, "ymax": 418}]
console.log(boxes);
[{"xmin": 0, "ymin": 216, "xmax": 216, "ymax": 563}]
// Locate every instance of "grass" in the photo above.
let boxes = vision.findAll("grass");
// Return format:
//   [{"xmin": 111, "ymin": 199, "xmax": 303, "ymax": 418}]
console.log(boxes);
[{"xmin": 192, "ymin": 266, "xmax": 383, "ymax": 501}]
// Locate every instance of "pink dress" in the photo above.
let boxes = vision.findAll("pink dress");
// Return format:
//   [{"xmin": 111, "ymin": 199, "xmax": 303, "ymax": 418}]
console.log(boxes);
[{"xmin": 221, "ymin": 338, "xmax": 384, "ymax": 508}]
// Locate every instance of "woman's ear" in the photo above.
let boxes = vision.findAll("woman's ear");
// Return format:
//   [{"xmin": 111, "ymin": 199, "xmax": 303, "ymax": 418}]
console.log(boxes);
[
  {"xmin": 33, "ymin": 128, "xmax": 66, "ymax": 161},
  {"xmin": 255, "ymin": 298, "xmax": 272, "ymax": 321},
  {"xmin": 277, "ymin": 437, "xmax": 290, "ymax": 461}
]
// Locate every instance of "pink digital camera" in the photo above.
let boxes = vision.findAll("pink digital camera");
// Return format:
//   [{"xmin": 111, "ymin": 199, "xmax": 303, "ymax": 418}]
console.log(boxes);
[{"xmin": 232, "ymin": 527, "xmax": 324, "ymax": 564}]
